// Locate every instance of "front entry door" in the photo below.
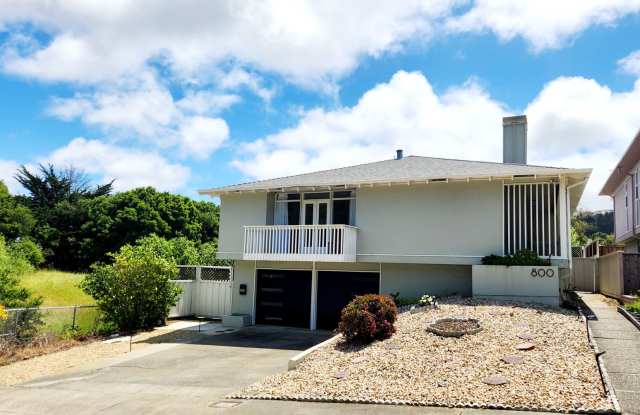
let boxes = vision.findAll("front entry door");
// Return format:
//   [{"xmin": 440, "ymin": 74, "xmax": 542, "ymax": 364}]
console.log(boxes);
[
  {"xmin": 303, "ymin": 200, "xmax": 329, "ymax": 225},
  {"xmin": 303, "ymin": 200, "xmax": 329, "ymax": 250}
]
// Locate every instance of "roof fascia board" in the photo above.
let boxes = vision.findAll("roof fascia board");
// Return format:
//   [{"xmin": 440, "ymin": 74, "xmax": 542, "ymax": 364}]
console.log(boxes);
[{"xmin": 199, "ymin": 169, "xmax": 590, "ymax": 196}]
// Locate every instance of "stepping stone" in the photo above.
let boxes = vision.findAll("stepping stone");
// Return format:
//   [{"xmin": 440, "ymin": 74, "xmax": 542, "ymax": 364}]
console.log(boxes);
[
  {"xmin": 437, "ymin": 380, "xmax": 448, "ymax": 387},
  {"xmin": 352, "ymin": 356, "xmax": 368, "ymax": 364},
  {"xmin": 517, "ymin": 333, "xmax": 535, "ymax": 341},
  {"xmin": 514, "ymin": 322, "xmax": 529, "ymax": 328},
  {"xmin": 501, "ymin": 355, "xmax": 524, "ymax": 365},
  {"xmin": 482, "ymin": 375, "xmax": 509, "ymax": 385},
  {"xmin": 334, "ymin": 370, "xmax": 347, "ymax": 379},
  {"xmin": 384, "ymin": 343, "xmax": 401, "ymax": 350},
  {"xmin": 515, "ymin": 342, "xmax": 535, "ymax": 351}
]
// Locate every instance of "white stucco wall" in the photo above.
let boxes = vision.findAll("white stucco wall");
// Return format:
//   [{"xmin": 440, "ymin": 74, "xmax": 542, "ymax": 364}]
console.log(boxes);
[
  {"xmin": 355, "ymin": 181, "xmax": 502, "ymax": 263},
  {"xmin": 218, "ymin": 192, "xmax": 268, "ymax": 259},
  {"xmin": 472, "ymin": 265, "xmax": 560, "ymax": 306},
  {"xmin": 230, "ymin": 259, "xmax": 472, "ymax": 318},
  {"xmin": 613, "ymin": 178, "xmax": 632, "ymax": 242},
  {"xmin": 217, "ymin": 180, "xmax": 572, "ymax": 265},
  {"xmin": 379, "ymin": 263, "xmax": 471, "ymax": 298}
]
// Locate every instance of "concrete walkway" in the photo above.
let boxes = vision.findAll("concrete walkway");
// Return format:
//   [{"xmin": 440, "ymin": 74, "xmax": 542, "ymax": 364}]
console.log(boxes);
[{"xmin": 578, "ymin": 293, "xmax": 640, "ymax": 415}]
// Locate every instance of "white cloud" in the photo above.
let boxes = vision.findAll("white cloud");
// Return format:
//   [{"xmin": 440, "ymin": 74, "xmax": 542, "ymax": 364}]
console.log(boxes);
[
  {"xmin": 233, "ymin": 71, "xmax": 507, "ymax": 178},
  {"xmin": 47, "ymin": 73, "xmax": 231, "ymax": 158},
  {"xmin": 45, "ymin": 138, "xmax": 190, "ymax": 192},
  {"xmin": 0, "ymin": 0, "xmax": 456, "ymax": 88},
  {"xmin": 233, "ymin": 71, "xmax": 640, "ymax": 210},
  {"xmin": 217, "ymin": 68, "xmax": 275, "ymax": 102},
  {"xmin": 0, "ymin": 159, "xmax": 20, "ymax": 193},
  {"xmin": 47, "ymin": 73, "xmax": 176, "ymax": 139},
  {"xmin": 2, "ymin": 1, "xmax": 639, "ymax": 89},
  {"xmin": 618, "ymin": 50, "xmax": 640, "ymax": 76},
  {"xmin": 176, "ymin": 91, "xmax": 240, "ymax": 115},
  {"xmin": 446, "ymin": 1, "xmax": 640, "ymax": 52},
  {"xmin": 525, "ymin": 77, "xmax": 640, "ymax": 210},
  {"xmin": 178, "ymin": 116, "xmax": 229, "ymax": 159}
]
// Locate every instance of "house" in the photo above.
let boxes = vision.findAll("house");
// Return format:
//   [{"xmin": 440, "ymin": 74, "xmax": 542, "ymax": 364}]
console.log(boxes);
[
  {"xmin": 200, "ymin": 115, "xmax": 590, "ymax": 330},
  {"xmin": 600, "ymin": 130, "xmax": 640, "ymax": 252}
]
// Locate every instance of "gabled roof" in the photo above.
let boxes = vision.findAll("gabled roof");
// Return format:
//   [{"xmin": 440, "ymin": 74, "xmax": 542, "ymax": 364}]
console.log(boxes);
[
  {"xmin": 199, "ymin": 155, "xmax": 591, "ymax": 195},
  {"xmin": 600, "ymin": 130, "xmax": 640, "ymax": 196}
]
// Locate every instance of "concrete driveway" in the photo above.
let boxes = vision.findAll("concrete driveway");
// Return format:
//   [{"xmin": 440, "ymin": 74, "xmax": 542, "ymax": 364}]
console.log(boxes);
[
  {"xmin": 0, "ymin": 325, "xmax": 559, "ymax": 415},
  {"xmin": 0, "ymin": 326, "xmax": 332, "ymax": 415}
]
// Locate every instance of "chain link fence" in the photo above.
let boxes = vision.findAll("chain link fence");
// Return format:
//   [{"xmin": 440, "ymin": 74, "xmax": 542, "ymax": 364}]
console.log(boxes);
[{"xmin": 0, "ymin": 305, "xmax": 101, "ymax": 340}]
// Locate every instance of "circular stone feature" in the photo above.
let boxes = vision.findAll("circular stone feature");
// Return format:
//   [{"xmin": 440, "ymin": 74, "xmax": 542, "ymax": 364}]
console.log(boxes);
[
  {"xmin": 482, "ymin": 375, "xmax": 509, "ymax": 385},
  {"xmin": 517, "ymin": 333, "xmax": 535, "ymax": 341},
  {"xmin": 501, "ymin": 355, "xmax": 524, "ymax": 365},
  {"xmin": 426, "ymin": 318, "xmax": 482, "ymax": 337},
  {"xmin": 515, "ymin": 342, "xmax": 536, "ymax": 350}
]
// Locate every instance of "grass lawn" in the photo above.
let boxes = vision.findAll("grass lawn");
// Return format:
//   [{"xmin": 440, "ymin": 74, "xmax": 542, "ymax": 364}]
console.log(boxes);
[
  {"xmin": 14, "ymin": 270, "xmax": 99, "ymax": 337},
  {"xmin": 19, "ymin": 270, "xmax": 95, "ymax": 307}
]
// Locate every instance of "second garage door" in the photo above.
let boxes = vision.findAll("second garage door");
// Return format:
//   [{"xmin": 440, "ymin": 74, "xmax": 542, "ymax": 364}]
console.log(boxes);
[
  {"xmin": 256, "ymin": 269, "xmax": 312, "ymax": 328},
  {"xmin": 316, "ymin": 271, "xmax": 379, "ymax": 330}
]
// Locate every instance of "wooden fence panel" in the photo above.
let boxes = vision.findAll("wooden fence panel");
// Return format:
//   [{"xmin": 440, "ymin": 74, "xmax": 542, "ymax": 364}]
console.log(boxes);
[
  {"xmin": 597, "ymin": 252, "xmax": 624, "ymax": 298},
  {"xmin": 571, "ymin": 258, "xmax": 597, "ymax": 292},
  {"xmin": 622, "ymin": 253, "xmax": 640, "ymax": 295}
]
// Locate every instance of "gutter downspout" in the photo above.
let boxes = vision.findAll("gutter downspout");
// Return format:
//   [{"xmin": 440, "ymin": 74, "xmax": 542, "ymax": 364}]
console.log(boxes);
[
  {"xmin": 566, "ymin": 179, "xmax": 589, "ymax": 290},
  {"xmin": 566, "ymin": 179, "xmax": 588, "ymax": 261}
]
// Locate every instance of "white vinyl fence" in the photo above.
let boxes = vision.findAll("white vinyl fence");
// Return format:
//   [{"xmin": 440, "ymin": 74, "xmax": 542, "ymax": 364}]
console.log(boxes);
[{"xmin": 169, "ymin": 266, "xmax": 233, "ymax": 319}]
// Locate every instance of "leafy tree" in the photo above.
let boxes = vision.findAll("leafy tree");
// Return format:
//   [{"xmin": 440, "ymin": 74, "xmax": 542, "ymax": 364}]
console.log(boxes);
[
  {"xmin": 8, "ymin": 239, "xmax": 45, "ymax": 268},
  {"xmin": 571, "ymin": 217, "xmax": 590, "ymax": 246},
  {"xmin": 14, "ymin": 165, "xmax": 112, "ymax": 270},
  {"xmin": 80, "ymin": 188, "xmax": 219, "ymax": 268},
  {"xmin": 572, "ymin": 210, "xmax": 615, "ymax": 246},
  {"xmin": 82, "ymin": 241, "xmax": 181, "ymax": 332},
  {"xmin": 0, "ymin": 181, "xmax": 35, "ymax": 240},
  {"xmin": 0, "ymin": 235, "xmax": 42, "ymax": 309},
  {"xmin": 15, "ymin": 164, "xmax": 112, "ymax": 209},
  {"xmin": 131, "ymin": 235, "xmax": 221, "ymax": 266}
]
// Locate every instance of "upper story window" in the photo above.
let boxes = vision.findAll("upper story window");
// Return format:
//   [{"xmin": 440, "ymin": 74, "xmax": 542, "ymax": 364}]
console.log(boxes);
[
  {"xmin": 625, "ymin": 180, "xmax": 630, "ymax": 231},
  {"xmin": 273, "ymin": 190, "xmax": 355, "ymax": 226},
  {"xmin": 635, "ymin": 171, "xmax": 639, "ymax": 227},
  {"xmin": 503, "ymin": 183, "xmax": 560, "ymax": 258}
]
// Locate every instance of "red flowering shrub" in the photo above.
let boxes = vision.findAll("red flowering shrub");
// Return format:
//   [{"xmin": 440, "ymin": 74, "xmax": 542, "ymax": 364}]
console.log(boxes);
[{"xmin": 338, "ymin": 294, "xmax": 398, "ymax": 343}]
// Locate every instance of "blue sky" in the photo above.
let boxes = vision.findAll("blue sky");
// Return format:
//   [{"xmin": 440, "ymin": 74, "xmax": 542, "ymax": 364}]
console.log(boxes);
[{"xmin": 1, "ymin": 1, "xmax": 640, "ymax": 210}]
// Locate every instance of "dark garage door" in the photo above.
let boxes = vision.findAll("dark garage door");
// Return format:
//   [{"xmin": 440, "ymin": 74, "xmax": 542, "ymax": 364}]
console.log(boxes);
[
  {"xmin": 317, "ymin": 271, "xmax": 379, "ymax": 330},
  {"xmin": 256, "ymin": 269, "xmax": 312, "ymax": 328}
]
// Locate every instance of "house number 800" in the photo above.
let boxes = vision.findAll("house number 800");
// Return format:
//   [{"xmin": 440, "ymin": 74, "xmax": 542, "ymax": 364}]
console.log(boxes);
[{"xmin": 530, "ymin": 268, "xmax": 554, "ymax": 278}]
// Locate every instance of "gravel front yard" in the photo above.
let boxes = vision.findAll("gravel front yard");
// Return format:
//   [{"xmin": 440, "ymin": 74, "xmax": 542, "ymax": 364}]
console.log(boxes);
[{"xmin": 235, "ymin": 298, "xmax": 614, "ymax": 413}]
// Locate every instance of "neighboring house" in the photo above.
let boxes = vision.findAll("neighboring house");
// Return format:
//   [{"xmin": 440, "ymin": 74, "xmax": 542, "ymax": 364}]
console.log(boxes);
[
  {"xmin": 600, "ymin": 130, "xmax": 640, "ymax": 252},
  {"xmin": 200, "ymin": 115, "xmax": 590, "ymax": 330}
]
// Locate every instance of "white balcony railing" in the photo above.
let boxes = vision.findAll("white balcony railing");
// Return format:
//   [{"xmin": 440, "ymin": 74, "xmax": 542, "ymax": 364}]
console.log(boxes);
[{"xmin": 243, "ymin": 225, "xmax": 358, "ymax": 262}]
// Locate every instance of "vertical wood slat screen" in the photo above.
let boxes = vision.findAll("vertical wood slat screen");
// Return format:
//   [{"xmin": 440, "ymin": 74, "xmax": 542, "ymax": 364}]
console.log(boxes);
[{"xmin": 503, "ymin": 183, "xmax": 560, "ymax": 258}]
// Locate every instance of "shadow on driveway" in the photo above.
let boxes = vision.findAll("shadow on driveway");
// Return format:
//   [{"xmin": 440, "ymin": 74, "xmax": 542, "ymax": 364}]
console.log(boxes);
[{"xmin": 138, "ymin": 324, "xmax": 333, "ymax": 351}]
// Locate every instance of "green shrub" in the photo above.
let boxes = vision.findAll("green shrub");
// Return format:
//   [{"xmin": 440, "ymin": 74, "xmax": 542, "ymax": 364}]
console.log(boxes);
[
  {"xmin": 626, "ymin": 300, "xmax": 640, "ymax": 314},
  {"xmin": 81, "ymin": 241, "xmax": 181, "ymax": 332},
  {"xmin": 0, "ymin": 235, "xmax": 43, "ymax": 341},
  {"xmin": 131, "ymin": 234, "xmax": 222, "ymax": 266},
  {"xmin": 481, "ymin": 249, "xmax": 550, "ymax": 266},
  {"xmin": 8, "ymin": 239, "xmax": 45, "ymax": 267},
  {"xmin": 338, "ymin": 294, "xmax": 397, "ymax": 343}
]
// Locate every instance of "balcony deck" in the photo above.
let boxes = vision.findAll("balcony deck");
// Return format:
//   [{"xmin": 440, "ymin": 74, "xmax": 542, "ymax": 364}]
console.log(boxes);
[{"xmin": 243, "ymin": 225, "xmax": 357, "ymax": 262}]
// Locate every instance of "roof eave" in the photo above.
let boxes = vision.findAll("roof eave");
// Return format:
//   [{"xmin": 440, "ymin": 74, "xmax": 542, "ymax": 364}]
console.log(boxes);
[
  {"xmin": 599, "ymin": 129, "xmax": 640, "ymax": 196},
  {"xmin": 200, "ymin": 168, "xmax": 592, "ymax": 197}
]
